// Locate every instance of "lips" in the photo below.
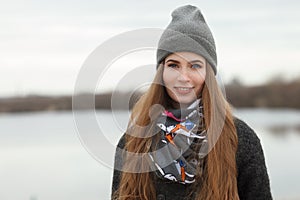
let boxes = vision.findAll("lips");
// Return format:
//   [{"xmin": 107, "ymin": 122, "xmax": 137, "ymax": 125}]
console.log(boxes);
[{"xmin": 174, "ymin": 86, "xmax": 194, "ymax": 94}]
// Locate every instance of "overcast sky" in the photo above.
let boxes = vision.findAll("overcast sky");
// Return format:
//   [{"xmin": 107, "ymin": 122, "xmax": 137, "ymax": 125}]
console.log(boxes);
[{"xmin": 1, "ymin": 0, "xmax": 299, "ymax": 97}]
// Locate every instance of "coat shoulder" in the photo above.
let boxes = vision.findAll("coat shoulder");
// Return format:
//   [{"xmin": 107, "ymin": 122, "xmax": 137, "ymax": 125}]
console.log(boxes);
[{"xmin": 233, "ymin": 116, "xmax": 273, "ymax": 200}]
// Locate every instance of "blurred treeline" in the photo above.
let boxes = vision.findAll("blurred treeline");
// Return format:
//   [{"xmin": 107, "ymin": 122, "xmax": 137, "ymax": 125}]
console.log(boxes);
[
  {"xmin": 226, "ymin": 77, "xmax": 300, "ymax": 108},
  {"xmin": 0, "ymin": 77, "xmax": 299, "ymax": 113}
]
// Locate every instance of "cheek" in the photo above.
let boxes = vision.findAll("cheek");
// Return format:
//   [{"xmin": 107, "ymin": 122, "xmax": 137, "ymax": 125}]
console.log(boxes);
[
  {"xmin": 192, "ymin": 73, "xmax": 206, "ymax": 91},
  {"xmin": 163, "ymin": 69, "xmax": 176, "ymax": 97},
  {"xmin": 192, "ymin": 72, "xmax": 205, "ymax": 83},
  {"xmin": 163, "ymin": 68, "xmax": 175, "ymax": 87}
]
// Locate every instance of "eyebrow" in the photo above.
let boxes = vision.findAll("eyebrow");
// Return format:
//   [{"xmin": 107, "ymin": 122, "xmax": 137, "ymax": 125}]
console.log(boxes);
[{"xmin": 165, "ymin": 59, "xmax": 204, "ymax": 64}]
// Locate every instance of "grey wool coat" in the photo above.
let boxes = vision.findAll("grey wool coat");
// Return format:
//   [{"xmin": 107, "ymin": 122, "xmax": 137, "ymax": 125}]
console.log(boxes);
[{"xmin": 111, "ymin": 118, "xmax": 273, "ymax": 200}]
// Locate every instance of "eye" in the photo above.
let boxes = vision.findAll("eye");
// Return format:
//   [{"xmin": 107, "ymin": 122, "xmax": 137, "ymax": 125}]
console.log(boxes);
[
  {"xmin": 167, "ymin": 63, "xmax": 178, "ymax": 68},
  {"xmin": 191, "ymin": 64, "xmax": 202, "ymax": 69}
]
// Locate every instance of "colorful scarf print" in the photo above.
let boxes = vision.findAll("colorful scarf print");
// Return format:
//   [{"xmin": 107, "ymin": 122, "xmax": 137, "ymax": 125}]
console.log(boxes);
[{"xmin": 149, "ymin": 99, "xmax": 207, "ymax": 184}]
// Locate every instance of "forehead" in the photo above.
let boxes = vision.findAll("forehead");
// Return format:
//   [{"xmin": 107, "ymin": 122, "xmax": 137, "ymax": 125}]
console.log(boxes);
[{"xmin": 165, "ymin": 51, "xmax": 206, "ymax": 62}]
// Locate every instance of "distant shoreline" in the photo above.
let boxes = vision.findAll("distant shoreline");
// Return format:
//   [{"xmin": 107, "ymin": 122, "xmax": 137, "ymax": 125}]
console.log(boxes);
[{"xmin": 1, "ymin": 81, "xmax": 300, "ymax": 113}]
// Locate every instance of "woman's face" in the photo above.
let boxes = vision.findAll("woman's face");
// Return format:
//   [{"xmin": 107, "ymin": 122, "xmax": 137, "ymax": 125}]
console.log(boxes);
[{"xmin": 163, "ymin": 51, "xmax": 206, "ymax": 107}]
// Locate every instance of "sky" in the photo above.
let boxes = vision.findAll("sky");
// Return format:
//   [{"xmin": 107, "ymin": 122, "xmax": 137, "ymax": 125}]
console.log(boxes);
[{"xmin": 0, "ymin": 0, "xmax": 300, "ymax": 97}]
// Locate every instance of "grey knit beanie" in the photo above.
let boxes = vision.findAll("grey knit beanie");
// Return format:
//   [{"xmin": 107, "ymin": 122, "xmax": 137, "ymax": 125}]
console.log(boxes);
[{"xmin": 157, "ymin": 5, "xmax": 217, "ymax": 75}]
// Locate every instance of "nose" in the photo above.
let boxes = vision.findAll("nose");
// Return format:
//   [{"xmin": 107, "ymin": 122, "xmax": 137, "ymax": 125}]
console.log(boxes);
[{"xmin": 177, "ymin": 67, "xmax": 190, "ymax": 82}]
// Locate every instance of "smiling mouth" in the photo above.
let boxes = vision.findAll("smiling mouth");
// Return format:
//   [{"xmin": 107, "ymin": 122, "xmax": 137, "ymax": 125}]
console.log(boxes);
[
  {"xmin": 174, "ymin": 87, "xmax": 194, "ymax": 94},
  {"xmin": 174, "ymin": 87, "xmax": 194, "ymax": 91}
]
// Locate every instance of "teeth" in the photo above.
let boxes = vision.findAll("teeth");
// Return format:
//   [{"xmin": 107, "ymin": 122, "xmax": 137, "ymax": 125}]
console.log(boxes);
[{"xmin": 177, "ymin": 87, "xmax": 191, "ymax": 91}]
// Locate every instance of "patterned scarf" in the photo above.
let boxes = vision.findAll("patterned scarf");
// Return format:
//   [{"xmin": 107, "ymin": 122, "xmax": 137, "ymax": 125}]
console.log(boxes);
[{"xmin": 149, "ymin": 99, "xmax": 207, "ymax": 184}]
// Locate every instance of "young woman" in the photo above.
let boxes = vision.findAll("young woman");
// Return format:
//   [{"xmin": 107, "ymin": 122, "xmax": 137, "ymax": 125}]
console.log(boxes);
[{"xmin": 111, "ymin": 5, "xmax": 272, "ymax": 200}]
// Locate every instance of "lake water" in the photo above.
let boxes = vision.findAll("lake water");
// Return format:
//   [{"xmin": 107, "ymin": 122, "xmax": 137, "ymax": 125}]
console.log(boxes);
[{"xmin": 0, "ymin": 109, "xmax": 300, "ymax": 200}]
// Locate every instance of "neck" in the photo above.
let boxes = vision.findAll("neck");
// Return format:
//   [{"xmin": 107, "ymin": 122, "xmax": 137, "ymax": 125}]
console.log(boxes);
[{"xmin": 170, "ymin": 99, "xmax": 200, "ymax": 110}]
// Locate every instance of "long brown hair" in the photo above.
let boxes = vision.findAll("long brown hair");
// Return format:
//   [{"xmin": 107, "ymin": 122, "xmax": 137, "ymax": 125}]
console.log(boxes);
[{"xmin": 113, "ymin": 61, "xmax": 239, "ymax": 200}]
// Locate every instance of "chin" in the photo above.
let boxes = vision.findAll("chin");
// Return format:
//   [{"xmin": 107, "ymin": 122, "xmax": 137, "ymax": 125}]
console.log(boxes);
[{"xmin": 176, "ymin": 98, "xmax": 195, "ymax": 106}]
